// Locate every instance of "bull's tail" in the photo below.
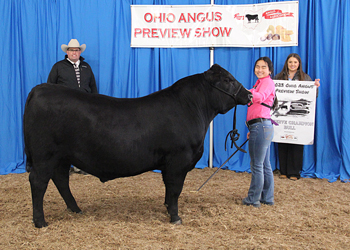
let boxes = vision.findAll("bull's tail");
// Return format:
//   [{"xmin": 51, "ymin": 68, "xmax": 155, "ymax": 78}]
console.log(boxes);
[
  {"xmin": 25, "ymin": 147, "xmax": 33, "ymax": 172},
  {"xmin": 23, "ymin": 86, "xmax": 36, "ymax": 173}
]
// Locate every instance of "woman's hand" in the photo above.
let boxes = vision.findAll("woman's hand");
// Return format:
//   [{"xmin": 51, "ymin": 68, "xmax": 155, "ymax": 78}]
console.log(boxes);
[
  {"xmin": 314, "ymin": 79, "xmax": 320, "ymax": 87},
  {"xmin": 247, "ymin": 132, "xmax": 250, "ymax": 139}
]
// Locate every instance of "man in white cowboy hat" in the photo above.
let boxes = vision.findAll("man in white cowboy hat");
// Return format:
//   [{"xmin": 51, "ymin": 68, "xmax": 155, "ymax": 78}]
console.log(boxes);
[
  {"xmin": 47, "ymin": 38, "xmax": 98, "ymax": 94},
  {"xmin": 47, "ymin": 39, "xmax": 98, "ymax": 175}
]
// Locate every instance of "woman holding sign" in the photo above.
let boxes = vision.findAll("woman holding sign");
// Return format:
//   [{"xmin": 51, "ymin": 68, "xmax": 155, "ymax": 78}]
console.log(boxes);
[
  {"xmin": 274, "ymin": 53, "xmax": 320, "ymax": 181},
  {"xmin": 243, "ymin": 57, "xmax": 276, "ymax": 208}
]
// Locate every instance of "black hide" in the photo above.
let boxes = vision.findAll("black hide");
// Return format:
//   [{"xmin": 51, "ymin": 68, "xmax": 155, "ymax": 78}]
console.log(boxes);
[{"xmin": 23, "ymin": 64, "xmax": 252, "ymax": 228}]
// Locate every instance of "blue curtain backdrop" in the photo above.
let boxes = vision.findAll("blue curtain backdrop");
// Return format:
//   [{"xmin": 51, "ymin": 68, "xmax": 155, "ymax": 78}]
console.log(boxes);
[{"xmin": 0, "ymin": 0, "xmax": 349, "ymax": 182}]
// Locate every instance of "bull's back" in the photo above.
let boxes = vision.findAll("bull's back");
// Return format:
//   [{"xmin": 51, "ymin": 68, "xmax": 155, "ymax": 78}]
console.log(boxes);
[
  {"xmin": 25, "ymin": 84, "xmax": 206, "ymax": 141},
  {"xmin": 24, "ymin": 84, "xmax": 208, "ymax": 177}
]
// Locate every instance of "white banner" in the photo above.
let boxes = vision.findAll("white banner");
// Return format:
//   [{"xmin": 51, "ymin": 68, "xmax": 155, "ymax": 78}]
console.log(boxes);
[
  {"xmin": 131, "ymin": 1, "xmax": 298, "ymax": 48},
  {"xmin": 271, "ymin": 80, "xmax": 317, "ymax": 145}
]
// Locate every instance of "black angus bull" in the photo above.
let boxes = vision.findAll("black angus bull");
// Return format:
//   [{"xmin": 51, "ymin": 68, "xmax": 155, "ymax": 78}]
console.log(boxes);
[
  {"xmin": 245, "ymin": 14, "xmax": 259, "ymax": 23},
  {"xmin": 24, "ymin": 64, "xmax": 252, "ymax": 228}
]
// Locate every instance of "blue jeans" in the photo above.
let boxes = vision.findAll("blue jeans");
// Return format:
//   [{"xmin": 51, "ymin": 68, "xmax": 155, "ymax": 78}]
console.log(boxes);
[{"xmin": 244, "ymin": 120, "xmax": 274, "ymax": 206}]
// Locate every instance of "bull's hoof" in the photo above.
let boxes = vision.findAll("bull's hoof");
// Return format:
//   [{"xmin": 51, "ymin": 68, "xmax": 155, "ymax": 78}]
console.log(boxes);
[
  {"xmin": 67, "ymin": 207, "xmax": 82, "ymax": 214},
  {"xmin": 170, "ymin": 215, "xmax": 182, "ymax": 225},
  {"xmin": 171, "ymin": 219, "xmax": 182, "ymax": 225},
  {"xmin": 33, "ymin": 220, "xmax": 48, "ymax": 228}
]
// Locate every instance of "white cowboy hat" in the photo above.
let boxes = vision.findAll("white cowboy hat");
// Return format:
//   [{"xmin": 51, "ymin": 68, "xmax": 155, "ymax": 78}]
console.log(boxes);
[{"xmin": 61, "ymin": 39, "xmax": 86, "ymax": 53}]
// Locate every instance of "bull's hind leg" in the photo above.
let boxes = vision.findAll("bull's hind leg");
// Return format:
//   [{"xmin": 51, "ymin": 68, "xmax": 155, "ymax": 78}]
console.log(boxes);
[
  {"xmin": 162, "ymin": 170, "xmax": 187, "ymax": 225},
  {"xmin": 29, "ymin": 169, "xmax": 51, "ymax": 228},
  {"xmin": 52, "ymin": 164, "xmax": 82, "ymax": 214}
]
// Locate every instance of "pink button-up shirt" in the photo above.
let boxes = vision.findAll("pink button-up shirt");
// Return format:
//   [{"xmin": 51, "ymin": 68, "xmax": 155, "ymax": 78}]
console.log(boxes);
[{"xmin": 246, "ymin": 75, "xmax": 275, "ymax": 121}]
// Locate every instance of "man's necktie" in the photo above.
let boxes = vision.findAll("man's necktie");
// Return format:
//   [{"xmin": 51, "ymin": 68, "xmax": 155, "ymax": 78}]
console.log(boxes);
[{"xmin": 74, "ymin": 63, "xmax": 80, "ymax": 88}]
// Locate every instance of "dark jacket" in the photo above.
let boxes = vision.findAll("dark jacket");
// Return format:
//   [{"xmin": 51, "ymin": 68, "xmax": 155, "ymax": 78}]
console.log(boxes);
[
  {"xmin": 274, "ymin": 70, "xmax": 312, "ymax": 81},
  {"xmin": 47, "ymin": 55, "xmax": 98, "ymax": 93}
]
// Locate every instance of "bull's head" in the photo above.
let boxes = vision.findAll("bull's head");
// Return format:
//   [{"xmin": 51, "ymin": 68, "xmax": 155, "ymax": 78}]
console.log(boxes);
[{"xmin": 205, "ymin": 64, "xmax": 252, "ymax": 114}]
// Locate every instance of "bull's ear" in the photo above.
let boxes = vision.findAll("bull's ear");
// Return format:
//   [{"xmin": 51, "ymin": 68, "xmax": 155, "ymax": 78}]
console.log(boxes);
[
  {"xmin": 210, "ymin": 64, "xmax": 222, "ymax": 74},
  {"xmin": 204, "ymin": 64, "xmax": 223, "ymax": 82}
]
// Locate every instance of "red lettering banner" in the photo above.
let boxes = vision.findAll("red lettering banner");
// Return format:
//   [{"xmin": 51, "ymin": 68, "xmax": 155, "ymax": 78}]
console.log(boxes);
[{"xmin": 131, "ymin": 1, "xmax": 298, "ymax": 48}]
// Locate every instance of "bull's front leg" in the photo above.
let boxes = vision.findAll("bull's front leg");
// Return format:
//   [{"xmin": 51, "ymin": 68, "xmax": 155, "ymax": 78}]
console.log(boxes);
[
  {"xmin": 29, "ymin": 171, "xmax": 50, "ymax": 228},
  {"xmin": 164, "ymin": 189, "xmax": 182, "ymax": 224},
  {"xmin": 162, "ymin": 172, "xmax": 187, "ymax": 225}
]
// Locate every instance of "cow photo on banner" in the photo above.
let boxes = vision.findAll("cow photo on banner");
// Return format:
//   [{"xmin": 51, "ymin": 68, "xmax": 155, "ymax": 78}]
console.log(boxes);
[{"xmin": 272, "ymin": 80, "xmax": 317, "ymax": 145}]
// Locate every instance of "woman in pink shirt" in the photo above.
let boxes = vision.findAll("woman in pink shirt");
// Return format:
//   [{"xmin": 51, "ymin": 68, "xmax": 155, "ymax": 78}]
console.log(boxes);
[{"xmin": 243, "ymin": 57, "xmax": 276, "ymax": 207}]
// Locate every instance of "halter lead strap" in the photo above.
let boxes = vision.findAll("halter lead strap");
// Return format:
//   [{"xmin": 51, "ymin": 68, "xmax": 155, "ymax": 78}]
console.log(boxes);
[
  {"xmin": 210, "ymin": 82, "xmax": 247, "ymax": 153},
  {"xmin": 224, "ymin": 107, "xmax": 247, "ymax": 153}
]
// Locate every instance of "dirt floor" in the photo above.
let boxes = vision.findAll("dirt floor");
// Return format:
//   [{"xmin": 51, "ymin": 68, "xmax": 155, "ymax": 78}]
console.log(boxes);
[{"xmin": 1, "ymin": 168, "xmax": 349, "ymax": 249}]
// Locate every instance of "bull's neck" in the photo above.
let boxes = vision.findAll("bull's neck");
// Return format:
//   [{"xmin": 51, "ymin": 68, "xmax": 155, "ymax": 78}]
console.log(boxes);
[{"xmin": 175, "ymin": 82, "xmax": 218, "ymax": 127}]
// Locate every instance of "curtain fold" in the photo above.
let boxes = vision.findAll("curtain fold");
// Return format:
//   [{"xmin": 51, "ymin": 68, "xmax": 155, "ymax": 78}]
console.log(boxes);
[{"xmin": 1, "ymin": 0, "xmax": 349, "ymax": 182}]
